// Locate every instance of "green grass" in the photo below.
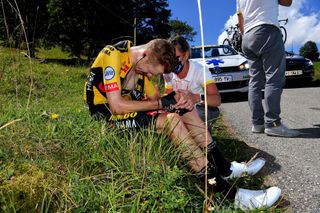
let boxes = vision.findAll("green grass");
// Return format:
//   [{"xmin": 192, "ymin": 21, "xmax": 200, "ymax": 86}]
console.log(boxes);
[
  {"xmin": 0, "ymin": 46, "xmax": 286, "ymax": 212},
  {"xmin": 314, "ymin": 60, "xmax": 320, "ymax": 80}
]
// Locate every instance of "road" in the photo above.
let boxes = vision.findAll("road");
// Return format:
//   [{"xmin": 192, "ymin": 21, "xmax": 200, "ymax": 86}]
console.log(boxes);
[{"xmin": 220, "ymin": 84, "xmax": 320, "ymax": 212}]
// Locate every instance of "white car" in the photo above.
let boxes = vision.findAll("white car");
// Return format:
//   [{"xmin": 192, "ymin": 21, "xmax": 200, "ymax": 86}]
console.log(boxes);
[{"xmin": 190, "ymin": 45, "xmax": 250, "ymax": 93}]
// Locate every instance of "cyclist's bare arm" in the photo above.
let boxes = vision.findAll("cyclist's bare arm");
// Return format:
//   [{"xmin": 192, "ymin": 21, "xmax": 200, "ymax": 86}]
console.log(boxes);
[
  {"xmin": 237, "ymin": 12, "xmax": 244, "ymax": 34},
  {"xmin": 107, "ymin": 89, "xmax": 159, "ymax": 114},
  {"xmin": 279, "ymin": 0, "xmax": 292, "ymax": 6}
]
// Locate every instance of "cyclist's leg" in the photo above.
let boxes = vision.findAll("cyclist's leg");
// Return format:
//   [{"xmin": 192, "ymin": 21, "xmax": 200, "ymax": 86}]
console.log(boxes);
[
  {"xmin": 156, "ymin": 112, "xmax": 236, "ymax": 197},
  {"xmin": 180, "ymin": 109, "xmax": 212, "ymax": 147},
  {"xmin": 180, "ymin": 109, "xmax": 232, "ymax": 176},
  {"xmin": 195, "ymin": 104, "xmax": 220, "ymax": 131},
  {"xmin": 156, "ymin": 112, "xmax": 206, "ymax": 172}
]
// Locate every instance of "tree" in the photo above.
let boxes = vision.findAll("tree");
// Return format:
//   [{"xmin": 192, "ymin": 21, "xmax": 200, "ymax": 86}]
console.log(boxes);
[
  {"xmin": 168, "ymin": 19, "xmax": 197, "ymax": 42},
  {"xmin": 1, "ymin": 0, "xmax": 197, "ymax": 60},
  {"xmin": 299, "ymin": 41, "xmax": 319, "ymax": 61},
  {"xmin": 46, "ymin": 0, "xmax": 173, "ymax": 61},
  {"xmin": 133, "ymin": 0, "xmax": 171, "ymax": 44},
  {"xmin": 0, "ymin": 0, "xmax": 49, "ymax": 57}
]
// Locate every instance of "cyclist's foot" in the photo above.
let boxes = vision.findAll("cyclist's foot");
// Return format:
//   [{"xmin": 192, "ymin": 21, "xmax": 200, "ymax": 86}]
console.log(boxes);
[
  {"xmin": 225, "ymin": 158, "xmax": 266, "ymax": 179},
  {"xmin": 234, "ymin": 187, "xmax": 282, "ymax": 210}
]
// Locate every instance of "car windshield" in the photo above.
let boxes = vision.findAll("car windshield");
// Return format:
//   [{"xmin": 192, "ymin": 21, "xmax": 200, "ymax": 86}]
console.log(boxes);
[{"xmin": 190, "ymin": 45, "xmax": 237, "ymax": 59}]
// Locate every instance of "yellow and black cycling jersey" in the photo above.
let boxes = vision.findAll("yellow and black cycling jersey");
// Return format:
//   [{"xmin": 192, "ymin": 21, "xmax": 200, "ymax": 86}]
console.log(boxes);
[
  {"xmin": 84, "ymin": 40, "xmax": 160, "ymax": 129},
  {"xmin": 84, "ymin": 40, "xmax": 157, "ymax": 109}
]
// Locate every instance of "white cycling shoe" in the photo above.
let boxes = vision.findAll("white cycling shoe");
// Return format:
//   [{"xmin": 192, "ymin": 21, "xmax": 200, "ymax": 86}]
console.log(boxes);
[
  {"xmin": 226, "ymin": 158, "xmax": 266, "ymax": 179},
  {"xmin": 234, "ymin": 187, "xmax": 282, "ymax": 210}
]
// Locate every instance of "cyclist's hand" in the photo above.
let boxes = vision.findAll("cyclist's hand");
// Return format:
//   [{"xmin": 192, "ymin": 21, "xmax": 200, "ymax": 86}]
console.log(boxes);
[
  {"xmin": 160, "ymin": 92, "xmax": 177, "ymax": 112},
  {"xmin": 177, "ymin": 89, "xmax": 198, "ymax": 105},
  {"xmin": 160, "ymin": 92, "xmax": 192, "ymax": 115},
  {"xmin": 174, "ymin": 91, "xmax": 194, "ymax": 112}
]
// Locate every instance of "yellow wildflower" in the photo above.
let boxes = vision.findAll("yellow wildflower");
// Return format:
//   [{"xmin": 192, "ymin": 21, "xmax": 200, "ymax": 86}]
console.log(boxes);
[{"xmin": 51, "ymin": 114, "xmax": 59, "ymax": 120}]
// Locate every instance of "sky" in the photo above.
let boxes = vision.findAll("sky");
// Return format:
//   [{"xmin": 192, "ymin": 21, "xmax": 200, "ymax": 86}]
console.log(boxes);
[{"xmin": 168, "ymin": 0, "xmax": 320, "ymax": 53}]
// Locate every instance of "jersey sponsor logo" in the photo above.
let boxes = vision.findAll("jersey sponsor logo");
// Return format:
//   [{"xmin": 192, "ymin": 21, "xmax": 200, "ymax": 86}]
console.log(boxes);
[
  {"xmin": 131, "ymin": 89, "xmax": 143, "ymax": 100},
  {"xmin": 115, "ymin": 119, "xmax": 137, "ymax": 129},
  {"xmin": 86, "ymin": 72, "xmax": 96, "ymax": 91},
  {"xmin": 105, "ymin": 82, "xmax": 119, "ymax": 92},
  {"xmin": 104, "ymin": 66, "xmax": 115, "ymax": 80},
  {"xmin": 146, "ymin": 111, "xmax": 158, "ymax": 117},
  {"xmin": 121, "ymin": 64, "xmax": 130, "ymax": 73},
  {"xmin": 98, "ymin": 82, "xmax": 106, "ymax": 92},
  {"xmin": 109, "ymin": 112, "xmax": 138, "ymax": 121},
  {"xmin": 102, "ymin": 46, "xmax": 116, "ymax": 55}
]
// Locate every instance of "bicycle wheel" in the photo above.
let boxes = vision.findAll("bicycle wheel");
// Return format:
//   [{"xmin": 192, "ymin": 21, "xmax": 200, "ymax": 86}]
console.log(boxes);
[
  {"xmin": 280, "ymin": 26, "xmax": 287, "ymax": 44},
  {"xmin": 223, "ymin": 38, "xmax": 231, "ymax": 46},
  {"xmin": 222, "ymin": 38, "xmax": 232, "ymax": 54}
]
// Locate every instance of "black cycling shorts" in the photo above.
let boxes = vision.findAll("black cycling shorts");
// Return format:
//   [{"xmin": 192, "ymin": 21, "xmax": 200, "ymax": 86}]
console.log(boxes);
[{"xmin": 89, "ymin": 104, "xmax": 160, "ymax": 130}]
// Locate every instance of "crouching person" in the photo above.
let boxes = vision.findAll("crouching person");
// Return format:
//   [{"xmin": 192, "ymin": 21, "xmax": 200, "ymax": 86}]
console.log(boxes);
[{"xmin": 84, "ymin": 38, "xmax": 281, "ymax": 210}]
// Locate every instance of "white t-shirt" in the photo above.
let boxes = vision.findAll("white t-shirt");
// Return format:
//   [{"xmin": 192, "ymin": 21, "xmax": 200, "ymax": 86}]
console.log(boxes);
[
  {"xmin": 237, "ymin": 0, "xmax": 279, "ymax": 34},
  {"xmin": 164, "ymin": 60, "xmax": 215, "ymax": 94}
]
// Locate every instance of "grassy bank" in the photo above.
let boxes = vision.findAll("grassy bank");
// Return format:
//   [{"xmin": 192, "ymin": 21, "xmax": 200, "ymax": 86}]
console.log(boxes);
[{"xmin": 0, "ymin": 46, "xmax": 283, "ymax": 212}]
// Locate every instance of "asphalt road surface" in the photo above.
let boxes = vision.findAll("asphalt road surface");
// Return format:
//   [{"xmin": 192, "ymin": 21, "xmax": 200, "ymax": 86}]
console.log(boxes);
[{"xmin": 220, "ymin": 83, "xmax": 320, "ymax": 212}]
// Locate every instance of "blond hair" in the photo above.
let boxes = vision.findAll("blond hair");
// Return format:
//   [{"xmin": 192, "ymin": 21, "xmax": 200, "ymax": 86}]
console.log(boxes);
[{"xmin": 145, "ymin": 39, "xmax": 176, "ymax": 74}]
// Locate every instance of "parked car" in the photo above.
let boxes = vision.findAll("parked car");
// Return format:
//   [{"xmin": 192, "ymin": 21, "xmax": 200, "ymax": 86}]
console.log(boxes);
[
  {"xmin": 285, "ymin": 51, "xmax": 314, "ymax": 82},
  {"xmin": 190, "ymin": 45, "xmax": 250, "ymax": 93}
]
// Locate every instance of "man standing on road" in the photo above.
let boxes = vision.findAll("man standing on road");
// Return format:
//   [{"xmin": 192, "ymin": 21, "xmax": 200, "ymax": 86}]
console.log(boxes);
[{"xmin": 237, "ymin": 0, "xmax": 300, "ymax": 137}]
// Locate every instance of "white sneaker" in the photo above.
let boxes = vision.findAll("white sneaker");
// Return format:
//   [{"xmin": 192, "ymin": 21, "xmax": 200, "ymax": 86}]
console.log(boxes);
[
  {"xmin": 265, "ymin": 123, "xmax": 300, "ymax": 138},
  {"xmin": 226, "ymin": 158, "xmax": 266, "ymax": 179},
  {"xmin": 252, "ymin": 124, "xmax": 265, "ymax": 133},
  {"xmin": 234, "ymin": 187, "xmax": 281, "ymax": 210}
]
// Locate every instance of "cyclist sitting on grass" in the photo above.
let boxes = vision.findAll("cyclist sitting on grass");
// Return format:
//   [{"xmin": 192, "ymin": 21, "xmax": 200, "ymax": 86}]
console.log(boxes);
[{"xmin": 84, "ymin": 38, "xmax": 281, "ymax": 210}]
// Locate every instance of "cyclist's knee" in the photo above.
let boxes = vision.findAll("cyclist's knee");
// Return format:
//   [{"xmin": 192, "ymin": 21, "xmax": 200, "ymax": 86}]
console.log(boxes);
[
  {"xmin": 166, "ymin": 113, "xmax": 184, "ymax": 129},
  {"xmin": 156, "ymin": 113, "xmax": 184, "ymax": 132}
]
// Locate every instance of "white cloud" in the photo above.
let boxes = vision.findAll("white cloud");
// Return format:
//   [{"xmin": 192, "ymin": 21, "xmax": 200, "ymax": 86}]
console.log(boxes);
[
  {"xmin": 217, "ymin": 0, "xmax": 320, "ymax": 51},
  {"xmin": 279, "ymin": 1, "xmax": 320, "ymax": 48}
]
